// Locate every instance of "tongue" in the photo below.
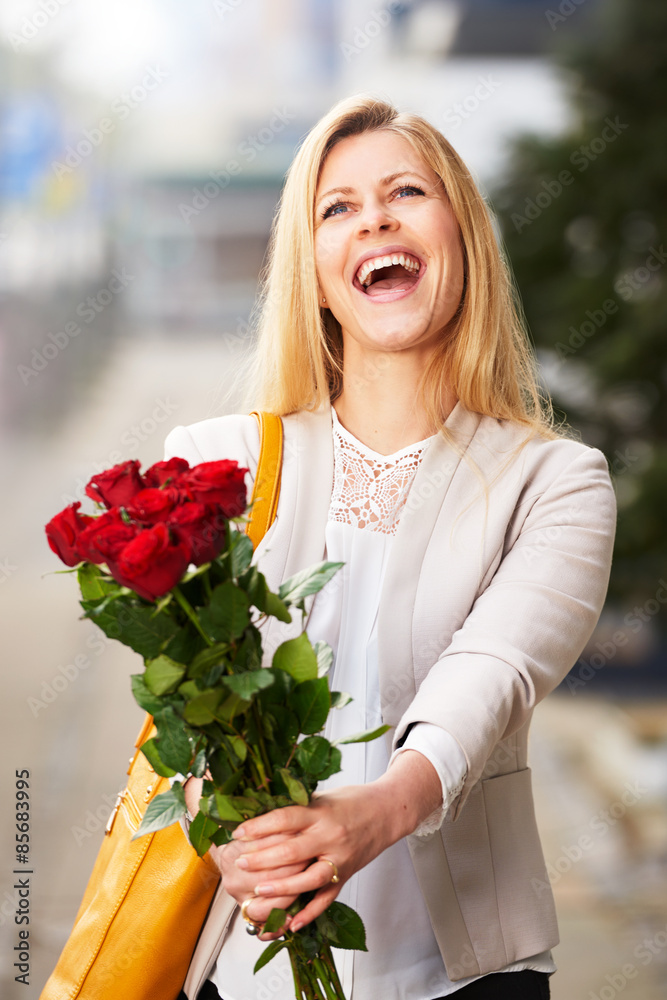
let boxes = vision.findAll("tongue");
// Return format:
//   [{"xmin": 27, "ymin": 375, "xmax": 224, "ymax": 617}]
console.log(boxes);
[{"xmin": 365, "ymin": 264, "xmax": 419, "ymax": 297}]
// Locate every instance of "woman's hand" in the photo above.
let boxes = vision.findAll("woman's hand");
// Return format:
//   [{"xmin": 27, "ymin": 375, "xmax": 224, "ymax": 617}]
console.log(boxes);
[
  {"xmin": 184, "ymin": 776, "xmax": 306, "ymax": 940},
  {"xmin": 231, "ymin": 749, "xmax": 442, "ymax": 932}
]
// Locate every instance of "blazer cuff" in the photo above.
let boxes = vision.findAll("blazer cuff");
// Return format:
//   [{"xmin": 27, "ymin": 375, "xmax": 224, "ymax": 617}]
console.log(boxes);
[{"xmin": 389, "ymin": 722, "xmax": 467, "ymax": 836}]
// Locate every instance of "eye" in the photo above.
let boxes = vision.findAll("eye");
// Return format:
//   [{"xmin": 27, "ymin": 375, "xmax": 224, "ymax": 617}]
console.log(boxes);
[
  {"xmin": 321, "ymin": 199, "xmax": 348, "ymax": 220},
  {"xmin": 394, "ymin": 185, "xmax": 425, "ymax": 199}
]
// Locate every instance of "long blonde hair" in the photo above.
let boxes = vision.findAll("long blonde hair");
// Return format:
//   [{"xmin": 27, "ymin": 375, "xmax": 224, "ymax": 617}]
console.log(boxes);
[{"xmin": 243, "ymin": 93, "xmax": 558, "ymax": 439}]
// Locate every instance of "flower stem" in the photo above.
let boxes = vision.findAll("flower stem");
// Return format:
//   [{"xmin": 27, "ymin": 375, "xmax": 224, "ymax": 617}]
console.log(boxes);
[{"xmin": 172, "ymin": 585, "xmax": 213, "ymax": 646}]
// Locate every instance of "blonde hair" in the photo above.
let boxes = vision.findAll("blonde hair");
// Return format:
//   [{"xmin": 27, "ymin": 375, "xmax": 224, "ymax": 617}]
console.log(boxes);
[{"xmin": 243, "ymin": 93, "xmax": 559, "ymax": 440}]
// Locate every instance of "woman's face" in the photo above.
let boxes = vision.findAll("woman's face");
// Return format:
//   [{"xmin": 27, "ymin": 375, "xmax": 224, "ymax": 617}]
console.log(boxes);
[{"xmin": 314, "ymin": 130, "xmax": 465, "ymax": 360}]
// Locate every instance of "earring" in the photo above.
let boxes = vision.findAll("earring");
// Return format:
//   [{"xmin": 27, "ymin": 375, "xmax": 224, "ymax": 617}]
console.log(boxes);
[{"xmin": 322, "ymin": 296, "xmax": 326, "ymax": 303}]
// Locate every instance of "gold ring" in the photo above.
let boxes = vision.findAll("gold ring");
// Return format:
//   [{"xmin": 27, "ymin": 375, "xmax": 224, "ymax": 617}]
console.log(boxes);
[
  {"xmin": 320, "ymin": 858, "xmax": 340, "ymax": 884},
  {"xmin": 241, "ymin": 896, "xmax": 264, "ymax": 936}
]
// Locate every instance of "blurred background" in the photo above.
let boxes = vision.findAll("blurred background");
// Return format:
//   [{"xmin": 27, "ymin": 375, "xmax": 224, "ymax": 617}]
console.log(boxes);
[{"xmin": 1, "ymin": 0, "xmax": 666, "ymax": 997}]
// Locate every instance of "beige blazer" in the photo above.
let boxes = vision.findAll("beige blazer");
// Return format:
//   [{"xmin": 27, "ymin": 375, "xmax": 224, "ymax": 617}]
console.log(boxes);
[{"xmin": 164, "ymin": 402, "xmax": 616, "ymax": 997}]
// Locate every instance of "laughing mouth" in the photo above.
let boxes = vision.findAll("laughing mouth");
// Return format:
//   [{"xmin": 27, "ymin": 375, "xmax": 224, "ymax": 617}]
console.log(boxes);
[{"xmin": 355, "ymin": 252, "xmax": 422, "ymax": 297}]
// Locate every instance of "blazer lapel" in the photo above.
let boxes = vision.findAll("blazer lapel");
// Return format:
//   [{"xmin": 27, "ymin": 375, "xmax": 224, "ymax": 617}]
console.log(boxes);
[{"xmin": 377, "ymin": 403, "xmax": 482, "ymax": 728}]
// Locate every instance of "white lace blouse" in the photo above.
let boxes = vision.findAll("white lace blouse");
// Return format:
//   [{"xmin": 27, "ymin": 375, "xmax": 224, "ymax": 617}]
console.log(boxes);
[{"xmin": 210, "ymin": 407, "xmax": 555, "ymax": 1000}]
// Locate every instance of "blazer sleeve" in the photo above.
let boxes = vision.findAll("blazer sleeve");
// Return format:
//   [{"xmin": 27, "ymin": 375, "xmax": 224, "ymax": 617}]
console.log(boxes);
[{"xmin": 394, "ymin": 444, "xmax": 617, "ymax": 818}]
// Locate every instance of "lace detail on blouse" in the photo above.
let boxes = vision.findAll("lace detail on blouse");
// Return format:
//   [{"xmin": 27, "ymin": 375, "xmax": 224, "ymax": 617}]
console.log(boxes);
[{"xmin": 329, "ymin": 408, "xmax": 434, "ymax": 536}]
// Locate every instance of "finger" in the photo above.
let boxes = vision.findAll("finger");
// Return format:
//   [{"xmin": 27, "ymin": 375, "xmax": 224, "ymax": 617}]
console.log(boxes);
[
  {"xmin": 232, "ymin": 806, "xmax": 312, "ymax": 841},
  {"xmin": 241, "ymin": 895, "xmax": 299, "ymax": 925},
  {"xmin": 235, "ymin": 836, "xmax": 318, "ymax": 873},
  {"xmin": 290, "ymin": 885, "xmax": 341, "ymax": 933},
  {"xmin": 254, "ymin": 859, "xmax": 341, "ymax": 899},
  {"xmin": 223, "ymin": 863, "xmax": 304, "ymax": 901}
]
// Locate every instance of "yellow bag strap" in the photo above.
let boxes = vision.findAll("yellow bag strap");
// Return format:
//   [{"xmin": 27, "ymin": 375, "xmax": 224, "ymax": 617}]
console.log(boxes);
[{"xmin": 245, "ymin": 411, "xmax": 284, "ymax": 551}]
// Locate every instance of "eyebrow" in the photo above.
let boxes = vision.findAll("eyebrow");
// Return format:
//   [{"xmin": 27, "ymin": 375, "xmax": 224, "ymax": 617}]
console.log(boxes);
[{"xmin": 316, "ymin": 171, "xmax": 433, "ymax": 208}]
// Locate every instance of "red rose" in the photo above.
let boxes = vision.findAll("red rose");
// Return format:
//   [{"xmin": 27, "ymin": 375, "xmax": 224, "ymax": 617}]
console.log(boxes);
[
  {"xmin": 168, "ymin": 502, "xmax": 226, "ymax": 565},
  {"xmin": 143, "ymin": 457, "xmax": 190, "ymax": 488},
  {"xmin": 112, "ymin": 523, "xmax": 190, "ymax": 601},
  {"xmin": 85, "ymin": 460, "xmax": 145, "ymax": 508},
  {"xmin": 127, "ymin": 488, "xmax": 180, "ymax": 525},
  {"xmin": 181, "ymin": 461, "xmax": 248, "ymax": 516},
  {"xmin": 77, "ymin": 509, "xmax": 139, "ymax": 566},
  {"xmin": 45, "ymin": 503, "xmax": 94, "ymax": 567}
]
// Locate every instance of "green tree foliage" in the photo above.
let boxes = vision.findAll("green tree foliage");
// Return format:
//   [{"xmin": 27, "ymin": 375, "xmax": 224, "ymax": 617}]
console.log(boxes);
[{"xmin": 493, "ymin": 0, "xmax": 667, "ymax": 603}]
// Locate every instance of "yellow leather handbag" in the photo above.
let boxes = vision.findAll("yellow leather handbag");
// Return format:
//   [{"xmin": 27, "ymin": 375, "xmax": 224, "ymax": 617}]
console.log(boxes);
[{"xmin": 40, "ymin": 411, "xmax": 283, "ymax": 1000}]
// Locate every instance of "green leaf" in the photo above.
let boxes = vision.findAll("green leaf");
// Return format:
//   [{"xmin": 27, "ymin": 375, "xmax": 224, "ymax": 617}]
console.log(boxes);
[
  {"xmin": 77, "ymin": 562, "xmax": 120, "ymax": 602},
  {"xmin": 163, "ymin": 624, "xmax": 204, "ymax": 666},
  {"xmin": 278, "ymin": 560, "xmax": 344, "ymax": 605},
  {"xmin": 272, "ymin": 633, "xmax": 318, "ymax": 683},
  {"xmin": 130, "ymin": 674, "xmax": 165, "ymax": 716},
  {"xmin": 191, "ymin": 748, "xmax": 207, "ymax": 778},
  {"xmin": 294, "ymin": 736, "xmax": 331, "ymax": 777},
  {"xmin": 85, "ymin": 599, "xmax": 179, "ymax": 658},
  {"xmin": 188, "ymin": 810, "xmax": 219, "ymax": 856},
  {"xmin": 211, "ymin": 827, "xmax": 233, "ymax": 847},
  {"xmin": 145, "ymin": 655, "xmax": 187, "ymax": 695},
  {"xmin": 198, "ymin": 581, "xmax": 250, "ymax": 642},
  {"xmin": 183, "ymin": 689, "xmax": 222, "ymax": 726},
  {"xmin": 140, "ymin": 737, "xmax": 177, "ymax": 778},
  {"xmin": 278, "ymin": 768, "xmax": 309, "ymax": 806},
  {"xmin": 253, "ymin": 939, "xmax": 287, "ymax": 974},
  {"xmin": 212, "ymin": 793, "xmax": 244, "ymax": 823},
  {"xmin": 333, "ymin": 724, "xmax": 390, "ymax": 746},
  {"xmin": 330, "ymin": 691, "xmax": 352, "ymax": 709},
  {"xmin": 314, "ymin": 640, "xmax": 334, "ymax": 677},
  {"xmin": 263, "ymin": 591, "xmax": 292, "ymax": 623},
  {"xmin": 230, "ymin": 531, "xmax": 254, "ymax": 577},
  {"xmin": 316, "ymin": 901, "xmax": 367, "ymax": 951},
  {"xmin": 222, "ymin": 670, "xmax": 275, "ymax": 700},
  {"xmin": 288, "ymin": 677, "xmax": 330, "ymax": 735},
  {"xmin": 215, "ymin": 691, "xmax": 251, "ymax": 722},
  {"xmin": 188, "ymin": 642, "xmax": 230, "ymax": 679},
  {"xmin": 263, "ymin": 908, "xmax": 287, "ymax": 934},
  {"xmin": 317, "ymin": 745, "xmax": 342, "ymax": 781},
  {"xmin": 154, "ymin": 707, "xmax": 193, "ymax": 773},
  {"xmin": 225, "ymin": 736, "xmax": 247, "ymax": 764},
  {"xmin": 133, "ymin": 784, "xmax": 186, "ymax": 839}
]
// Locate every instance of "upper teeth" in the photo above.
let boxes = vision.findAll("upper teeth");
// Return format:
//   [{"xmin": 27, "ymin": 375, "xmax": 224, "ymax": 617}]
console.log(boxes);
[{"xmin": 357, "ymin": 253, "xmax": 420, "ymax": 287}]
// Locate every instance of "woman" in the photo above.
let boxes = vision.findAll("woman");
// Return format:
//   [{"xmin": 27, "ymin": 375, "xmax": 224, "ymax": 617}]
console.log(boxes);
[{"xmin": 166, "ymin": 95, "xmax": 616, "ymax": 1000}]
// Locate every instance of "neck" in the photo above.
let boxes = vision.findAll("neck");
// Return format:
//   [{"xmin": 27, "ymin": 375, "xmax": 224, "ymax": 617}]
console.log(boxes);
[{"xmin": 333, "ymin": 345, "xmax": 455, "ymax": 456}]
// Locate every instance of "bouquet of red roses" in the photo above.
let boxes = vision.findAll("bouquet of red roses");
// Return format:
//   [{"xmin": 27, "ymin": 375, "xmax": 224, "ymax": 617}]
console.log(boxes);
[{"xmin": 46, "ymin": 457, "xmax": 387, "ymax": 1000}]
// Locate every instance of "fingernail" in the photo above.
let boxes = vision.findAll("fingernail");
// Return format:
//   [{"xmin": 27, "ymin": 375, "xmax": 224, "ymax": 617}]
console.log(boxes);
[
  {"xmin": 291, "ymin": 921, "xmax": 302, "ymax": 933},
  {"xmin": 232, "ymin": 825, "xmax": 246, "ymax": 839},
  {"xmin": 255, "ymin": 883, "xmax": 274, "ymax": 895},
  {"xmin": 235, "ymin": 857, "xmax": 249, "ymax": 870}
]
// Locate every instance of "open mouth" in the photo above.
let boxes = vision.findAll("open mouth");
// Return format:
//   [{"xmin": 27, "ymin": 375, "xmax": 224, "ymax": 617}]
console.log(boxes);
[{"xmin": 354, "ymin": 252, "xmax": 423, "ymax": 298}]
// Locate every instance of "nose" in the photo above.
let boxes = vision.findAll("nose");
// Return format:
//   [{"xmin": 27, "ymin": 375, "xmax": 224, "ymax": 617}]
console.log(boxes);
[{"xmin": 355, "ymin": 196, "xmax": 398, "ymax": 236}]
